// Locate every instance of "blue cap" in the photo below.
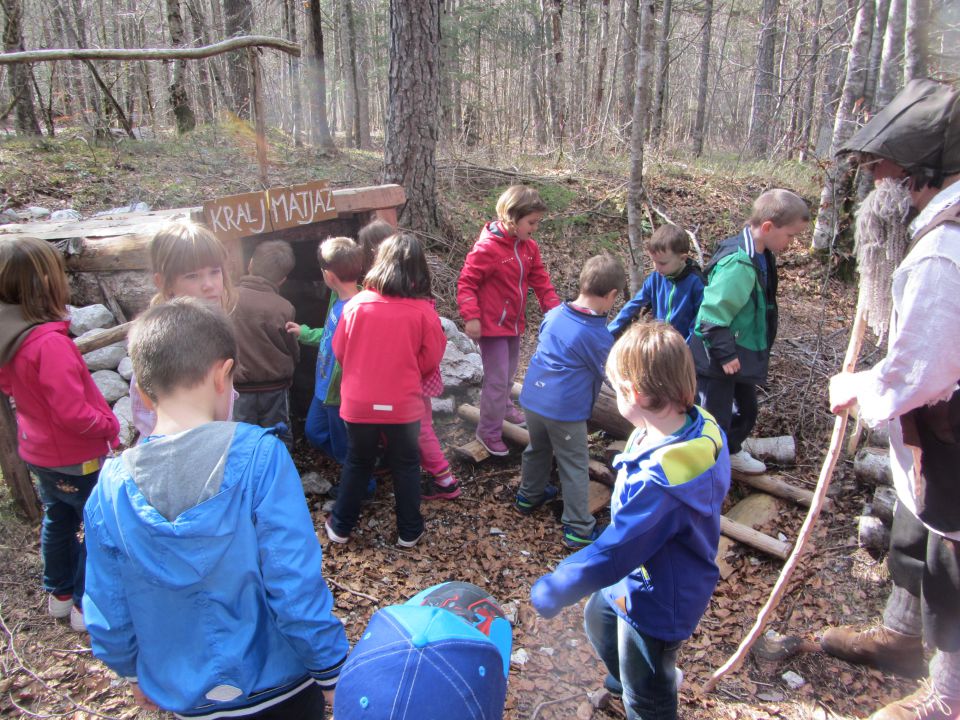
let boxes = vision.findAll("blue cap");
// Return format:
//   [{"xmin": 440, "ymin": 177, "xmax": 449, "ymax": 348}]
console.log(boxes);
[{"xmin": 336, "ymin": 582, "xmax": 512, "ymax": 720}]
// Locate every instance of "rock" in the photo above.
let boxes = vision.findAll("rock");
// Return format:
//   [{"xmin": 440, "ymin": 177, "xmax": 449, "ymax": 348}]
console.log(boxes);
[
  {"xmin": 853, "ymin": 447, "xmax": 892, "ymax": 486},
  {"xmin": 69, "ymin": 271, "xmax": 154, "ymax": 320},
  {"xmin": 439, "ymin": 343, "xmax": 483, "ymax": 389},
  {"xmin": 321, "ymin": 499, "xmax": 335, "ymax": 513},
  {"xmin": 500, "ymin": 601, "xmax": 518, "ymax": 624},
  {"xmin": 92, "ymin": 370, "xmax": 128, "ymax": 404},
  {"xmin": 858, "ymin": 514, "xmax": 890, "ymax": 555},
  {"xmin": 83, "ymin": 341, "xmax": 127, "ymax": 372},
  {"xmin": 25, "ymin": 206, "xmax": 51, "ymax": 219},
  {"xmin": 489, "ymin": 527, "xmax": 505, "ymax": 535},
  {"xmin": 440, "ymin": 316, "xmax": 477, "ymax": 355},
  {"xmin": 758, "ymin": 690, "xmax": 786, "ymax": 702},
  {"xmin": 93, "ymin": 201, "xmax": 151, "ymax": 217},
  {"xmin": 867, "ymin": 421, "xmax": 890, "ymax": 447},
  {"xmin": 117, "ymin": 356, "xmax": 134, "ymax": 381},
  {"xmin": 0, "ymin": 209, "xmax": 18, "ymax": 223},
  {"xmin": 781, "ymin": 670, "xmax": 805, "ymax": 689},
  {"xmin": 539, "ymin": 646, "xmax": 554, "ymax": 656},
  {"xmin": 431, "ymin": 396, "xmax": 455, "ymax": 414},
  {"xmin": 510, "ymin": 648, "xmax": 529, "ymax": 666},
  {"xmin": 69, "ymin": 304, "xmax": 116, "ymax": 336},
  {"xmin": 301, "ymin": 471, "xmax": 332, "ymax": 496},
  {"xmin": 50, "ymin": 209, "xmax": 82, "ymax": 222},
  {"xmin": 871, "ymin": 485, "xmax": 897, "ymax": 524},
  {"xmin": 588, "ymin": 689, "xmax": 612, "ymax": 710},
  {"xmin": 112, "ymin": 396, "xmax": 136, "ymax": 446}
]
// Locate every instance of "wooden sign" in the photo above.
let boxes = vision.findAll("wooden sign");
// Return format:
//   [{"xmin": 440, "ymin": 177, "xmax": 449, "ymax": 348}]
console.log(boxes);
[{"xmin": 202, "ymin": 180, "xmax": 337, "ymax": 242}]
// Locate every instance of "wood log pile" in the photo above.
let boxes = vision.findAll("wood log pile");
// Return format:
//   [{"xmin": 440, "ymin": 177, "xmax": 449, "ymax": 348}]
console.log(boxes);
[{"xmin": 851, "ymin": 436, "xmax": 896, "ymax": 555}]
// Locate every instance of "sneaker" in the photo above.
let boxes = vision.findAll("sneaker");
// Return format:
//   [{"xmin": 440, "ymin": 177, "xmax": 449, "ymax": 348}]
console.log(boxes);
[
  {"xmin": 476, "ymin": 434, "xmax": 510, "ymax": 457},
  {"xmin": 421, "ymin": 476, "xmax": 461, "ymax": 501},
  {"xmin": 397, "ymin": 530, "xmax": 425, "ymax": 548},
  {"xmin": 515, "ymin": 485, "xmax": 559, "ymax": 515},
  {"xmin": 729, "ymin": 449, "xmax": 766, "ymax": 475},
  {"xmin": 48, "ymin": 594, "xmax": 73, "ymax": 619},
  {"xmin": 869, "ymin": 681, "xmax": 959, "ymax": 719},
  {"xmin": 562, "ymin": 526, "xmax": 602, "ymax": 549},
  {"xmin": 504, "ymin": 406, "xmax": 526, "ymax": 427},
  {"xmin": 324, "ymin": 517, "xmax": 349, "ymax": 544},
  {"xmin": 69, "ymin": 605, "xmax": 86, "ymax": 633},
  {"xmin": 820, "ymin": 624, "xmax": 925, "ymax": 678}
]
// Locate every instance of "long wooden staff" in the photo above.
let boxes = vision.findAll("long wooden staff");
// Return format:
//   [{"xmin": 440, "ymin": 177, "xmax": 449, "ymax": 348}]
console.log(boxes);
[{"xmin": 701, "ymin": 306, "xmax": 867, "ymax": 693}]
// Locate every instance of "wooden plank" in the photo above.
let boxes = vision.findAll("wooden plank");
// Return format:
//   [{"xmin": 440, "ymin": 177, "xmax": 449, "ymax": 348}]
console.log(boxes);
[
  {"xmin": 268, "ymin": 181, "xmax": 337, "ymax": 230},
  {"xmin": 732, "ymin": 471, "xmax": 826, "ymax": 509},
  {"xmin": 0, "ymin": 395, "xmax": 40, "ymax": 522},
  {"xmin": 717, "ymin": 493, "xmax": 782, "ymax": 579},
  {"xmin": 203, "ymin": 190, "xmax": 273, "ymax": 242},
  {"xmin": 720, "ymin": 515, "xmax": 790, "ymax": 560},
  {"xmin": 453, "ymin": 438, "xmax": 489, "ymax": 463}
]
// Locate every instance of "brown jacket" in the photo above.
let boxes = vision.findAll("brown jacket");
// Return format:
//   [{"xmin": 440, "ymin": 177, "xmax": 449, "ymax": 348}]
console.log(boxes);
[{"xmin": 233, "ymin": 275, "xmax": 300, "ymax": 390}]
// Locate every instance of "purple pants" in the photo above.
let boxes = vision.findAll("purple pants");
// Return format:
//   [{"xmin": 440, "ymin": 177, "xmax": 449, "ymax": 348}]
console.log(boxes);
[{"xmin": 477, "ymin": 336, "xmax": 521, "ymax": 441}]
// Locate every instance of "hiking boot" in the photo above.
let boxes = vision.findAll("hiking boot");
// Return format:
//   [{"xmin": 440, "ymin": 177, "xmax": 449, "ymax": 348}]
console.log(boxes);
[
  {"xmin": 397, "ymin": 530, "xmax": 425, "ymax": 548},
  {"xmin": 324, "ymin": 518, "xmax": 350, "ymax": 545},
  {"xmin": 515, "ymin": 485, "xmax": 559, "ymax": 515},
  {"xmin": 504, "ymin": 406, "xmax": 527, "ymax": 427},
  {"xmin": 69, "ymin": 605, "xmax": 86, "ymax": 633},
  {"xmin": 476, "ymin": 434, "xmax": 510, "ymax": 456},
  {"xmin": 562, "ymin": 526, "xmax": 602, "ymax": 549},
  {"xmin": 421, "ymin": 475, "xmax": 461, "ymax": 501},
  {"xmin": 869, "ymin": 682, "xmax": 959, "ymax": 719},
  {"xmin": 821, "ymin": 624, "xmax": 926, "ymax": 678},
  {"xmin": 48, "ymin": 593, "xmax": 73, "ymax": 619},
  {"xmin": 730, "ymin": 449, "xmax": 767, "ymax": 474}
]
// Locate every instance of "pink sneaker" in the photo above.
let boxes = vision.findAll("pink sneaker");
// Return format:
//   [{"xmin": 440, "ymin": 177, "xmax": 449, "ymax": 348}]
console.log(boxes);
[
  {"xmin": 504, "ymin": 406, "xmax": 526, "ymax": 426},
  {"xmin": 476, "ymin": 434, "xmax": 509, "ymax": 456}
]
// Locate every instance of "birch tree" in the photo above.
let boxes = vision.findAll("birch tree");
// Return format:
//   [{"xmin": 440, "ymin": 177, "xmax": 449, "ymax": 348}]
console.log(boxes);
[
  {"xmin": 1, "ymin": 0, "xmax": 41, "ymax": 135},
  {"xmin": 165, "ymin": 0, "xmax": 195, "ymax": 133},
  {"xmin": 903, "ymin": 0, "xmax": 928, "ymax": 81}
]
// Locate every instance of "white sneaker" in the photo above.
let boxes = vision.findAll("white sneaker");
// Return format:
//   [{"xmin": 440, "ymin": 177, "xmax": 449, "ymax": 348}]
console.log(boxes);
[
  {"xmin": 675, "ymin": 668, "xmax": 684, "ymax": 690},
  {"xmin": 48, "ymin": 594, "xmax": 73, "ymax": 619},
  {"xmin": 397, "ymin": 531, "xmax": 425, "ymax": 548},
  {"xmin": 69, "ymin": 605, "xmax": 87, "ymax": 633},
  {"xmin": 324, "ymin": 518, "xmax": 349, "ymax": 544},
  {"xmin": 730, "ymin": 449, "xmax": 766, "ymax": 475}
]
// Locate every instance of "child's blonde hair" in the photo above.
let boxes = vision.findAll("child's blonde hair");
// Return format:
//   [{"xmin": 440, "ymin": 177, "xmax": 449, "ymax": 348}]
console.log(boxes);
[
  {"xmin": 606, "ymin": 322, "xmax": 696, "ymax": 413},
  {"xmin": 0, "ymin": 236, "xmax": 71, "ymax": 324},
  {"xmin": 749, "ymin": 189, "xmax": 811, "ymax": 227},
  {"xmin": 496, "ymin": 185, "xmax": 548, "ymax": 225},
  {"xmin": 149, "ymin": 221, "xmax": 237, "ymax": 310},
  {"xmin": 319, "ymin": 236, "xmax": 364, "ymax": 284}
]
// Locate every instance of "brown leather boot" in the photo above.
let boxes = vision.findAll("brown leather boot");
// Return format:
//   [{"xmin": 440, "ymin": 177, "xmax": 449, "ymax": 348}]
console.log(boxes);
[
  {"xmin": 820, "ymin": 624, "xmax": 926, "ymax": 678},
  {"xmin": 869, "ymin": 682, "xmax": 960, "ymax": 719}
]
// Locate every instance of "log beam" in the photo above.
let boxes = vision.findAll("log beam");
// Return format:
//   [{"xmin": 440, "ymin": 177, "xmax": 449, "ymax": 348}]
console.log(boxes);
[
  {"xmin": 0, "ymin": 36, "xmax": 300, "ymax": 64},
  {"xmin": 0, "ymin": 395, "xmax": 40, "ymax": 523},
  {"xmin": 732, "ymin": 470, "xmax": 827, "ymax": 509}
]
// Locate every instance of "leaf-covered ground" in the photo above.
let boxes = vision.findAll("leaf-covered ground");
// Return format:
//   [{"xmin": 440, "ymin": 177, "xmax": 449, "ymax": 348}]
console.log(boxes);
[{"xmin": 0, "ymin": 129, "xmax": 915, "ymax": 718}]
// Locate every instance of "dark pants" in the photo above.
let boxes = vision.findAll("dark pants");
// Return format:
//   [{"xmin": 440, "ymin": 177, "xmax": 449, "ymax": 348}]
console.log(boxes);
[
  {"xmin": 235, "ymin": 681, "xmax": 325, "ymax": 720},
  {"xmin": 331, "ymin": 421, "xmax": 423, "ymax": 543},
  {"xmin": 234, "ymin": 389, "xmax": 293, "ymax": 449},
  {"xmin": 29, "ymin": 464, "xmax": 100, "ymax": 608},
  {"xmin": 583, "ymin": 593, "xmax": 681, "ymax": 720},
  {"xmin": 696, "ymin": 375, "xmax": 758, "ymax": 454},
  {"xmin": 888, "ymin": 502, "xmax": 960, "ymax": 652}
]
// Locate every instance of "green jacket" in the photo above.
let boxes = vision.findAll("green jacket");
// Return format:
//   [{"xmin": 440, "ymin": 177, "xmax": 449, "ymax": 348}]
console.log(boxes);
[{"xmin": 690, "ymin": 228, "xmax": 779, "ymax": 383}]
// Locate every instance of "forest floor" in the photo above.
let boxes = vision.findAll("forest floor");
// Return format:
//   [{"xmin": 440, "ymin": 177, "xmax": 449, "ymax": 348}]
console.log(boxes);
[{"xmin": 0, "ymin": 127, "xmax": 915, "ymax": 719}]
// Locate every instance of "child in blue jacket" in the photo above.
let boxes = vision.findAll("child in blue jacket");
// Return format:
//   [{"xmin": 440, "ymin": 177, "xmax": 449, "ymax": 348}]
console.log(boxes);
[
  {"xmin": 530, "ymin": 322, "xmax": 730, "ymax": 720},
  {"xmin": 608, "ymin": 224, "xmax": 705, "ymax": 341},
  {"xmin": 84, "ymin": 299, "xmax": 348, "ymax": 719},
  {"xmin": 516, "ymin": 254, "xmax": 624, "ymax": 548}
]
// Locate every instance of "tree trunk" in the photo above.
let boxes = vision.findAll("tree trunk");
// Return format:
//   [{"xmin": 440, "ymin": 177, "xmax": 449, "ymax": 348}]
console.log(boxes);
[
  {"xmin": 383, "ymin": 0, "xmax": 441, "ymax": 233},
  {"xmin": 184, "ymin": 0, "xmax": 215, "ymax": 121},
  {"xmin": 649, "ymin": 0, "xmax": 672, "ymax": 144},
  {"xmin": 340, "ymin": 0, "xmax": 361, "ymax": 147},
  {"xmin": 305, "ymin": 0, "xmax": 334, "ymax": 149},
  {"xmin": 594, "ymin": 0, "xmax": 610, "ymax": 115},
  {"xmin": 354, "ymin": 0, "xmax": 371, "ymax": 148},
  {"xmin": 876, "ymin": 0, "xmax": 904, "ymax": 106},
  {"xmin": 903, "ymin": 0, "xmax": 928, "ymax": 82},
  {"xmin": 619, "ymin": 0, "xmax": 638, "ymax": 129},
  {"xmin": 574, "ymin": 0, "xmax": 588, "ymax": 142},
  {"xmin": 530, "ymin": 7, "xmax": 549, "ymax": 146},
  {"xmin": 282, "ymin": 0, "xmax": 302, "ymax": 145},
  {"xmin": 691, "ymin": 0, "xmax": 713, "ymax": 156},
  {"xmin": 542, "ymin": 0, "xmax": 565, "ymax": 144},
  {"xmin": 863, "ymin": 0, "xmax": 890, "ymax": 111},
  {"xmin": 439, "ymin": 0, "xmax": 459, "ymax": 136},
  {"xmin": 1, "ymin": 0, "xmax": 41, "ymax": 135},
  {"xmin": 811, "ymin": 0, "xmax": 875, "ymax": 250},
  {"xmin": 747, "ymin": 0, "xmax": 780, "ymax": 157},
  {"xmin": 223, "ymin": 0, "xmax": 254, "ymax": 118},
  {"xmin": 165, "ymin": 0, "xmax": 196, "ymax": 133},
  {"xmin": 626, "ymin": 0, "xmax": 655, "ymax": 294},
  {"xmin": 814, "ymin": 0, "xmax": 851, "ymax": 156},
  {"xmin": 798, "ymin": 0, "xmax": 822, "ymax": 161}
]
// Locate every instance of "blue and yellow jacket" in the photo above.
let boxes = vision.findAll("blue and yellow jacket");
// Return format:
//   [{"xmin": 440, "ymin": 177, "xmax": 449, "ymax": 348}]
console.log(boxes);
[
  {"xmin": 607, "ymin": 259, "xmax": 705, "ymax": 341},
  {"xmin": 530, "ymin": 407, "xmax": 730, "ymax": 642}
]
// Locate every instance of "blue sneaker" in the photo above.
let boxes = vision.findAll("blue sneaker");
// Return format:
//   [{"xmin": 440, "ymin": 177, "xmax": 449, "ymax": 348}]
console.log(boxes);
[
  {"xmin": 562, "ymin": 525, "xmax": 602, "ymax": 549},
  {"xmin": 514, "ymin": 485, "xmax": 559, "ymax": 515}
]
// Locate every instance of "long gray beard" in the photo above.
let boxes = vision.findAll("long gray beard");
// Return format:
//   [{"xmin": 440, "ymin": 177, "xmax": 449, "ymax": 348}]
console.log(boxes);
[{"xmin": 854, "ymin": 178, "xmax": 912, "ymax": 340}]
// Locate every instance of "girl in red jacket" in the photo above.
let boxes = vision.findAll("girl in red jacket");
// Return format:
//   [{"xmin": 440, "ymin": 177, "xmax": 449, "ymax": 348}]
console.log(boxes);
[
  {"xmin": 0, "ymin": 236, "xmax": 120, "ymax": 632},
  {"xmin": 325, "ymin": 233, "xmax": 447, "ymax": 547},
  {"xmin": 457, "ymin": 185, "xmax": 561, "ymax": 455}
]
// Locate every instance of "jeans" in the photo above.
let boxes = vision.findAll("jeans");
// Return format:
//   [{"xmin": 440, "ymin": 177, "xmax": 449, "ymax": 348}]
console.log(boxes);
[
  {"xmin": 583, "ymin": 593, "xmax": 681, "ymax": 720},
  {"xmin": 696, "ymin": 375, "xmax": 758, "ymax": 455},
  {"xmin": 29, "ymin": 464, "xmax": 100, "ymax": 608},
  {"xmin": 477, "ymin": 336, "xmax": 521, "ymax": 441},
  {"xmin": 331, "ymin": 421, "xmax": 423, "ymax": 542},
  {"xmin": 304, "ymin": 397, "xmax": 349, "ymax": 464}
]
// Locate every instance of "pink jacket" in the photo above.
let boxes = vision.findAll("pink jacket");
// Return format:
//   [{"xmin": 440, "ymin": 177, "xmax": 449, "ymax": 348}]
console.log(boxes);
[
  {"xmin": 457, "ymin": 221, "xmax": 560, "ymax": 337},
  {"xmin": 333, "ymin": 290, "xmax": 446, "ymax": 424},
  {"xmin": 0, "ymin": 321, "xmax": 119, "ymax": 467}
]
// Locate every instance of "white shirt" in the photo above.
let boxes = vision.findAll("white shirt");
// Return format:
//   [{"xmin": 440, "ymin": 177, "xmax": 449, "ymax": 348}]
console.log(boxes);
[{"xmin": 852, "ymin": 180, "xmax": 960, "ymax": 539}]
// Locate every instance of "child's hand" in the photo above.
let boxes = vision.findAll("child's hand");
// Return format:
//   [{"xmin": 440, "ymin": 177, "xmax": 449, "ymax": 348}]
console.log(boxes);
[
  {"xmin": 130, "ymin": 681, "xmax": 158, "ymax": 711},
  {"xmin": 285, "ymin": 321, "xmax": 301, "ymax": 338},
  {"xmin": 529, "ymin": 577, "xmax": 563, "ymax": 619},
  {"xmin": 464, "ymin": 319, "xmax": 481, "ymax": 341},
  {"xmin": 721, "ymin": 357, "xmax": 740, "ymax": 375}
]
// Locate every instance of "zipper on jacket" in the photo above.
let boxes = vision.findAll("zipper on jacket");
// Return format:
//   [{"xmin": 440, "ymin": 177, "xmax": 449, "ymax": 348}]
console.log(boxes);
[
  {"xmin": 667, "ymin": 282, "xmax": 676, "ymax": 322},
  {"xmin": 513, "ymin": 239, "xmax": 525, "ymax": 334},
  {"xmin": 498, "ymin": 305, "xmax": 508, "ymax": 326}
]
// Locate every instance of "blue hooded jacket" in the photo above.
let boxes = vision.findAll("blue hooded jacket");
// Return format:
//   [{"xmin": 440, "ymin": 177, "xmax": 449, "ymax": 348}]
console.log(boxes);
[
  {"xmin": 607, "ymin": 259, "xmax": 706, "ymax": 341},
  {"xmin": 530, "ymin": 407, "xmax": 730, "ymax": 641},
  {"xmin": 83, "ymin": 422, "xmax": 348, "ymax": 717},
  {"xmin": 519, "ymin": 302, "xmax": 614, "ymax": 422}
]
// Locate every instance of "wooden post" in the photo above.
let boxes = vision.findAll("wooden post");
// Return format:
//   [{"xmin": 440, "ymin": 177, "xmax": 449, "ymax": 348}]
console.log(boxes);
[
  {"xmin": 0, "ymin": 395, "xmax": 40, "ymax": 523},
  {"xmin": 249, "ymin": 48, "xmax": 269, "ymax": 189}
]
